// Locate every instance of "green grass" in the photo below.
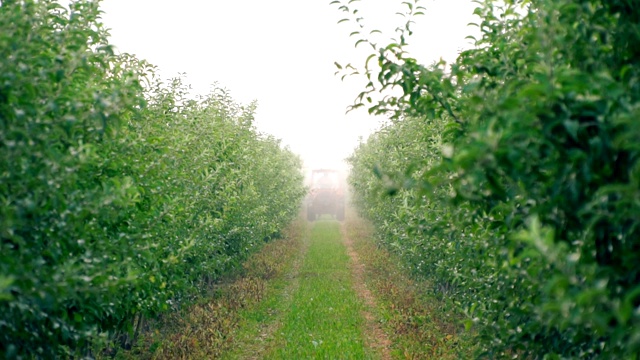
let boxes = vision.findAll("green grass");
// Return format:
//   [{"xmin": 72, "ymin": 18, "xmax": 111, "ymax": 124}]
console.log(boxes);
[{"xmin": 261, "ymin": 220, "xmax": 372, "ymax": 359}]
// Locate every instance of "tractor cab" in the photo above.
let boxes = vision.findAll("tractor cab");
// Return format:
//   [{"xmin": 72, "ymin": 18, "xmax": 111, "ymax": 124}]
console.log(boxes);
[{"xmin": 306, "ymin": 169, "xmax": 345, "ymax": 221}]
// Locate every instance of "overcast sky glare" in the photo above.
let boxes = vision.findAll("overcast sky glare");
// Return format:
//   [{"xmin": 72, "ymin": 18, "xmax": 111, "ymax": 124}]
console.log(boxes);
[{"xmin": 100, "ymin": 0, "xmax": 479, "ymax": 171}]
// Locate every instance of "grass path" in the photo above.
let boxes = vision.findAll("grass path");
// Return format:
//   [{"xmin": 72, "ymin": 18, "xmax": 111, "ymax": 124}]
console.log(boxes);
[
  {"xmin": 121, "ymin": 213, "xmax": 473, "ymax": 359},
  {"xmin": 257, "ymin": 220, "xmax": 373, "ymax": 359},
  {"xmin": 222, "ymin": 215, "xmax": 471, "ymax": 359}
]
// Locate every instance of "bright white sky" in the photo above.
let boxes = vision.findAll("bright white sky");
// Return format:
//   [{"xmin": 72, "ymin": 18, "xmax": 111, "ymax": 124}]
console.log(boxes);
[{"xmin": 100, "ymin": 0, "xmax": 478, "ymax": 171}]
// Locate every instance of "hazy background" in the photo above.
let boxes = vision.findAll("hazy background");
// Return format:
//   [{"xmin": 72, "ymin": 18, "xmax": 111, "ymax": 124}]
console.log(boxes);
[{"xmin": 100, "ymin": 0, "xmax": 478, "ymax": 171}]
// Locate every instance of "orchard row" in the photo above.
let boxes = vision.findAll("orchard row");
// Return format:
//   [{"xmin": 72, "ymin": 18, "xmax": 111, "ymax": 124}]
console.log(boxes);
[
  {"xmin": 0, "ymin": 1, "xmax": 305, "ymax": 357},
  {"xmin": 345, "ymin": 0, "xmax": 640, "ymax": 358}
]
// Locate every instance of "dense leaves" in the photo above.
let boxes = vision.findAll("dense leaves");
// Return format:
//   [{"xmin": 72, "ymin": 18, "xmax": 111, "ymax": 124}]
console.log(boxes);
[
  {"xmin": 344, "ymin": 0, "xmax": 640, "ymax": 358},
  {"xmin": 0, "ymin": 1, "xmax": 305, "ymax": 357}
]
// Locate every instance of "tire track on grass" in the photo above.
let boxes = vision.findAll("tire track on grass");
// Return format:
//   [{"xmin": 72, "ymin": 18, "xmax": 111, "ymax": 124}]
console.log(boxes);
[
  {"xmin": 225, "ymin": 222, "xmax": 310, "ymax": 360},
  {"xmin": 341, "ymin": 224, "xmax": 392, "ymax": 360}
]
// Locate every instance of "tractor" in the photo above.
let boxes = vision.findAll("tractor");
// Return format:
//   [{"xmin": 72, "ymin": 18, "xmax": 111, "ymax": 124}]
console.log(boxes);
[{"xmin": 306, "ymin": 169, "xmax": 345, "ymax": 221}]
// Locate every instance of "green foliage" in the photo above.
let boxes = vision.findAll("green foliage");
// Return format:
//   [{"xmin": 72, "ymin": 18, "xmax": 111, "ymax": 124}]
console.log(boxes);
[
  {"xmin": 0, "ymin": 1, "xmax": 305, "ymax": 357},
  {"xmin": 342, "ymin": 0, "xmax": 640, "ymax": 358}
]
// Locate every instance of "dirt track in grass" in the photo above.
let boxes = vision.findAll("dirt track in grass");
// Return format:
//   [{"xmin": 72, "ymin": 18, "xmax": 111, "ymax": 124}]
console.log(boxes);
[{"xmin": 341, "ymin": 224, "xmax": 393, "ymax": 360}]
